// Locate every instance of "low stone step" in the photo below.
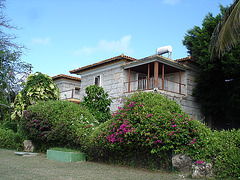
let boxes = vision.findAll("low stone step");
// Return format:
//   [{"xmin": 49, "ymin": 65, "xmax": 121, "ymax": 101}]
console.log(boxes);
[{"xmin": 14, "ymin": 152, "xmax": 39, "ymax": 157}]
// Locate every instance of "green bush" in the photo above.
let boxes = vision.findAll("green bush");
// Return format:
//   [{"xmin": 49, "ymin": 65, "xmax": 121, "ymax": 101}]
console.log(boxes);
[
  {"xmin": 1, "ymin": 121, "xmax": 18, "ymax": 132},
  {"xmin": 89, "ymin": 92, "xmax": 240, "ymax": 178},
  {"xmin": 89, "ymin": 92, "xmax": 212, "ymax": 169},
  {"xmin": 20, "ymin": 100, "xmax": 98, "ymax": 152},
  {"xmin": 82, "ymin": 85, "xmax": 112, "ymax": 123},
  {"xmin": 0, "ymin": 127, "xmax": 22, "ymax": 150},
  {"xmin": 210, "ymin": 129, "xmax": 240, "ymax": 179}
]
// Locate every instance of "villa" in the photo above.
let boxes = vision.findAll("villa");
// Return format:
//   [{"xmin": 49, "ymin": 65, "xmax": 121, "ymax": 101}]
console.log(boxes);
[{"xmin": 53, "ymin": 53, "xmax": 203, "ymax": 120}]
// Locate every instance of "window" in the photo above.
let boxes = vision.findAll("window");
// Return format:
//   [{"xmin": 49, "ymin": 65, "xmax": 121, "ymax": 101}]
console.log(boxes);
[
  {"xmin": 95, "ymin": 76, "xmax": 101, "ymax": 87},
  {"xmin": 75, "ymin": 87, "xmax": 80, "ymax": 95},
  {"xmin": 138, "ymin": 75, "xmax": 147, "ymax": 90}
]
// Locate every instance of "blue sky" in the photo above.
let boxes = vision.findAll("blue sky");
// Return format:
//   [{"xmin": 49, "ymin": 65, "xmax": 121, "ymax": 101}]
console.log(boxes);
[{"xmin": 5, "ymin": 0, "xmax": 233, "ymax": 77}]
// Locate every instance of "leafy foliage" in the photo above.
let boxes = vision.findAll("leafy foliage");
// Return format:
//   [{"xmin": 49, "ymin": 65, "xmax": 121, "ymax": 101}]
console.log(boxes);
[
  {"xmin": 20, "ymin": 100, "xmax": 98, "ymax": 151},
  {"xmin": 87, "ymin": 92, "xmax": 240, "ymax": 178},
  {"xmin": 210, "ymin": 0, "xmax": 240, "ymax": 59},
  {"xmin": 11, "ymin": 72, "xmax": 60, "ymax": 121},
  {"xmin": 88, "ymin": 92, "xmax": 212, "ymax": 169},
  {"xmin": 0, "ymin": 127, "xmax": 22, "ymax": 150},
  {"xmin": 183, "ymin": 5, "xmax": 240, "ymax": 129},
  {"xmin": 210, "ymin": 129, "xmax": 240, "ymax": 178},
  {"xmin": 82, "ymin": 85, "xmax": 112, "ymax": 123},
  {"xmin": 0, "ymin": 0, "xmax": 32, "ymax": 122}
]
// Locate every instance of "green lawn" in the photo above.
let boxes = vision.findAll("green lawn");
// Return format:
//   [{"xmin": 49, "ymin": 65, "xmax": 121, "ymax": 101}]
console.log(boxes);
[{"xmin": 0, "ymin": 149, "xmax": 190, "ymax": 180}]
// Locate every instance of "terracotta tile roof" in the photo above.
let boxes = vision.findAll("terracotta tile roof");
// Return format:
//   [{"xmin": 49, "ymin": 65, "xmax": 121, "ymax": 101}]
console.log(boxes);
[
  {"xmin": 175, "ymin": 56, "xmax": 197, "ymax": 62},
  {"xmin": 52, "ymin": 74, "xmax": 81, "ymax": 81},
  {"xmin": 122, "ymin": 54, "xmax": 190, "ymax": 71},
  {"xmin": 70, "ymin": 54, "xmax": 137, "ymax": 74}
]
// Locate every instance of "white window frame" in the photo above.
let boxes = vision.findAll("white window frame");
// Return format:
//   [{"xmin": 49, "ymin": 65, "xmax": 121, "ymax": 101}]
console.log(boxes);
[{"xmin": 94, "ymin": 75, "xmax": 102, "ymax": 87}]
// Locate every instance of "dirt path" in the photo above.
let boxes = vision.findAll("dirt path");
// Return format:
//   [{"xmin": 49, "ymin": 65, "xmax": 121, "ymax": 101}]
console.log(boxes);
[{"xmin": 0, "ymin": 149, "xmax": 189, "ymax": 180}]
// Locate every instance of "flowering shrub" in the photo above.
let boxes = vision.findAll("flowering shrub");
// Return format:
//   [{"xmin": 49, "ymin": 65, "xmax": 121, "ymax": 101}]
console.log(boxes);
[
  {"xmin": 88, "ymin": 92, "xmax": 240, "ymax": 178},
  {"xmin": 21, "ymin": 100, "xmax": 97, "ymax": 151},
  {"xmin": 90, "ymin": 92, "xmax": 213, "ymax": 169}
]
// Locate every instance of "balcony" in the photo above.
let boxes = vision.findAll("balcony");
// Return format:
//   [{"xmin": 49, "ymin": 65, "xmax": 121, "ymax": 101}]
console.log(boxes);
[
  {"xmin": 60, "ymin": 89, "xmax": 81, "ymax": 102},
  {"xmin": 124, "ymin": 77, "xmax": 186, "ymax": 95}
]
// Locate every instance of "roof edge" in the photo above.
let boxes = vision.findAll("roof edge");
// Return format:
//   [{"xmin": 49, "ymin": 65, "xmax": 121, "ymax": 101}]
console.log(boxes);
[
  {"xmin": 52, "ymin": 74, "xmax": 81, "ymax": 81},
  {"xmin": 122, "ymin": 55, "xmax": 190, "ymax": 71},
  {"xmin": 70, "ymin": 54, "xmax": 137, "ymax": 74}
]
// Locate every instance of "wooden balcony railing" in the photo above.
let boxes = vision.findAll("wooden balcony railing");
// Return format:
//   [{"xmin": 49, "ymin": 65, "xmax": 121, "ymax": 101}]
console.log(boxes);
[
  {"xmin": 60, "ymin": 89, "xmax": 80, "ymax": 100},
  {"xmin": 124, "ymin": 77, "xmax": 186, "ymax": 95}
]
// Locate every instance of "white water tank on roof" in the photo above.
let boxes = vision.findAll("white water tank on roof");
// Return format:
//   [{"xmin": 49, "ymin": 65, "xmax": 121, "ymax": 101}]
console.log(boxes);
[{"xmin": 157, "ymin": 45, "xmax": 172, "ymax": 55}]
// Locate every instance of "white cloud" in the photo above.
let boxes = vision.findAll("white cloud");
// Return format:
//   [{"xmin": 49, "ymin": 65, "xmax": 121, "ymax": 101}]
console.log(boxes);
[
  {"xmin": 162, "ymin": 0, "xmax": 180, "ymax": 5},
  {"xmin": 74, "ymin": 35, "xmax": 133, "ymax": 56},
  {"xmin": 31, "ymin": 37, "xmax": 51, "ymax": 45}
]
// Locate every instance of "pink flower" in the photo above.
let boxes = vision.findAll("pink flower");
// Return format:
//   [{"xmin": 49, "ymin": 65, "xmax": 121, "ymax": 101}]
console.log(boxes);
[
  {"xmin": 172, "ymin": 125, "xmax": 177, "ymax": 127},
  {"xmin": 147, "ymin": 114, "xmax": 152, "ymax": 118},
  {"xmin": 196, "ymin": 160, "xmax": 204, "ymax": 164}
]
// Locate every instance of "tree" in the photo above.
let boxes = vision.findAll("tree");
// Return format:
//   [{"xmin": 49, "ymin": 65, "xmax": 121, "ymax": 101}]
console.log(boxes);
[
  {"xmin": 210, "ymin": 0, "xmax": 240, "ymax": 59},
  {"xmin": 183, "ymin": 5, "xmax": 240, "ymax": 129},
  {"xmin": 82, "ymin": 85, "xmax": 112, "ymax": 123},
  {"xmin": 0, "ymin": 0, "xmax": 32, "ymax": 121},
  {"xmin": 11, "ymin": 72, "xmax": 60, "ymax": 121}
]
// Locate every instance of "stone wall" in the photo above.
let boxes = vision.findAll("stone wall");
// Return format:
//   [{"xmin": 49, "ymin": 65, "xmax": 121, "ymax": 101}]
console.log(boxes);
[
  {"xmin": 157, "ymin": 68, "xmax": 203, "ymax": 120},
  {"xmin": 54, "ymin": 79, "xmax": 81, "ymax": 100},
  {"xmin": 80, "ymin": 61, "xmax": 203, "ymax": 120},
  {"xmin": 119, "ymin": 68, "xmax": 203, "ymax": 121},
  {"xmin": 80, "ymin": 61, "xmax": 126, "ymax": 112}
]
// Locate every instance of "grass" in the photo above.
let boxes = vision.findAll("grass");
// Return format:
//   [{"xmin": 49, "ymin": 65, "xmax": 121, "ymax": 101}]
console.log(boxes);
[{"xmin": 0, "ymin": 149, "xmax": 191, "ymax": 180}]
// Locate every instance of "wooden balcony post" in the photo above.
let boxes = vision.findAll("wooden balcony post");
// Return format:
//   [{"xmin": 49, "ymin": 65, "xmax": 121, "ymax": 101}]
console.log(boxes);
[
  {"xmin": 72, "ymin": 89, "xmax": 74, "ymax": 98},
  {"xmin": 162, "ymin": 64, "xmax": 165, "ymax": 90},
  {"xmin": 128, "ymin": 68, "xmax": 131, "ymax": 92},
  {"xmin": 179, "ymin": 70, "xmax": 182, "ymax": 94},
  {"xmin": 154, "ymin": 61, "xmax": 159, "ymax": 88},
  {"xmin": 147, "ymin": 63, "xmax": 150, "ymax": 89}
]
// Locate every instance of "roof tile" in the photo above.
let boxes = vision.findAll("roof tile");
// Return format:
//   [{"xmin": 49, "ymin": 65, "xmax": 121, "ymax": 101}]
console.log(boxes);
[
  {"xmin": 70, "ymin": 54, "xmax": 137, "ymax": 74},
  {"xmin": 52, "ymin": 74, "xmax": 81, "ymax": 81}
]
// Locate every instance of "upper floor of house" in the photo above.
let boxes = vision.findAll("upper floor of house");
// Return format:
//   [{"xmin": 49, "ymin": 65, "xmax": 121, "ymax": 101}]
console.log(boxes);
[
  {"xmin": 69, "ymin": 54, "xmax": 199, "ymax": 98},
  {"xmin": 52, "ymin": 74, "xmax": 81, "ymax": 103},
  {"xmin": 53, "ymin": 54, "xmax": 202, "ymax": 119}
]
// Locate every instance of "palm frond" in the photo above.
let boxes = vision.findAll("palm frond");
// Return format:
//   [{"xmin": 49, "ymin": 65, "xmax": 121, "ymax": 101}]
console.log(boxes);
[{"xmin": 210, "ymin": 0, "xmax": 240, "ymax": 60}]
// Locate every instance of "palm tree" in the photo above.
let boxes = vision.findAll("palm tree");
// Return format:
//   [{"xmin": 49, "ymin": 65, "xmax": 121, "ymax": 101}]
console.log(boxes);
[{"xmin": 210, "ymin": 0, "xmax": 240, "ymax": 60}]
